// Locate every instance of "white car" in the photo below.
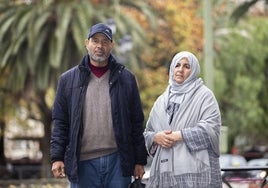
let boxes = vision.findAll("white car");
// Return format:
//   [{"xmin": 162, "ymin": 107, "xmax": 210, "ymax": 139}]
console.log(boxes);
[
  {"xmin": 220, "ymin": 154, "xmax": 251, "ymax": 179},
  {"xmin": 247, "ymin": 158, "xmax": 268, "ymax": 179},
  {"xmin": 220, "ymin": 154, "xmax": 248, "ymax": 168}
]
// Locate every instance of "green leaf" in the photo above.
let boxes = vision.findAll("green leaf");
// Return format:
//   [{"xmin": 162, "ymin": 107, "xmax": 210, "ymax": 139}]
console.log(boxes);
[{"xmin": 49, "ymin": 4, "xmax": 72, "ymax": 68}]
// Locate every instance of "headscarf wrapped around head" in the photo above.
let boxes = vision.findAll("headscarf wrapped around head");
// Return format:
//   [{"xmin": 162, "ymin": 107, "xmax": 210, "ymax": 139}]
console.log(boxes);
[{"xmin": 168, "ymin": 51, "xmax": 201, "ymax": 95}]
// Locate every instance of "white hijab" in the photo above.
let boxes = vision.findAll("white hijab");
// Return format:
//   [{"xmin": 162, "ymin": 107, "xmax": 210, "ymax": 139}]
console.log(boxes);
[
  {"xmin": 168, "ymin": 51, "xmax": 202, "ymax": 105},
  {"xmin": 169, "ymin": 51, "xmax": 200, "ymax": 95}
]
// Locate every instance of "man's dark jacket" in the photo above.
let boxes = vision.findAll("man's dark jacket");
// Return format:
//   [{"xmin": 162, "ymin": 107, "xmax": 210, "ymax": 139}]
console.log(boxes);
[{"xmin": 50, "ymin": 55, "xmax": 147, "ymax": 182}]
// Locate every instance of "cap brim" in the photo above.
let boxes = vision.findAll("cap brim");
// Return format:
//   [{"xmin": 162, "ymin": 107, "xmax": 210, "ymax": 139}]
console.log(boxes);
[{"xmin": 90, "ymin": 31, "xmax": 112, "ymax": 41}]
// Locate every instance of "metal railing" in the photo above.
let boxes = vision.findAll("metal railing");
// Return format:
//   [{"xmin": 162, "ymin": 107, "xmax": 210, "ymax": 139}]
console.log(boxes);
[{"xmin": 221, "ymin": 166, "xmax": 268, "ymax": 188}]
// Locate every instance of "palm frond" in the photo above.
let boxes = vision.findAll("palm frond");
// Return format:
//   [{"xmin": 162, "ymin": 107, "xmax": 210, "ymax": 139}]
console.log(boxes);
[
  {"xmin": 230, "ymin": 0, "xmax": 258, "ymax": 23},
  {"xmin": 49, "ymin": 4, "xmax": 72, "ymax": 68}
]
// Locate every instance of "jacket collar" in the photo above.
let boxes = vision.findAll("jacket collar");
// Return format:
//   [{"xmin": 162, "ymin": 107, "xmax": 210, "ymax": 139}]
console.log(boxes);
[{"xmin": 78, "ymin": 54, "xmax": 125, "ymax": 85}]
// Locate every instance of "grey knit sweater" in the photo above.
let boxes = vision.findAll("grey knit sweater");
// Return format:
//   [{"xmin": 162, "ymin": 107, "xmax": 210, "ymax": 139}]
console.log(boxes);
[{"xmin": 80, "ymin": 71, "xmax": 117, "ymax": 161}]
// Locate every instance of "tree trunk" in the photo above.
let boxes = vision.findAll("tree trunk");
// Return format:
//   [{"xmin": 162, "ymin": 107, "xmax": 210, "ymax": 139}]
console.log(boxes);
[
  {"xmin": 36, "ymin": 91, "xmax": 52, "ymax": 178},
  {"xmin": 0, "ymin": 120, "xmax": 6, "ymax": 166}
]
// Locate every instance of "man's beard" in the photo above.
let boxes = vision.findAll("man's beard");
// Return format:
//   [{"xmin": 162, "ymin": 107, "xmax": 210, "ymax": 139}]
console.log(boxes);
[
  {"xmin": 89, "ymin": 50, "xmax": 111, "ymax": 63},
  {"xmin": 91, "ymin": 54, "xmax": 107, "ymax": 63}
]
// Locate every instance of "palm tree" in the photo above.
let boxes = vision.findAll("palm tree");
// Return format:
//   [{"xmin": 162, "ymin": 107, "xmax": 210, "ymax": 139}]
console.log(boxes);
[
  {"xmin": 0, "ymin": 0, "xmax": 154, "ymax": 177},
  {"xmin": 231, "ymin": 0, "xmax": 268, "ymax": 23}
]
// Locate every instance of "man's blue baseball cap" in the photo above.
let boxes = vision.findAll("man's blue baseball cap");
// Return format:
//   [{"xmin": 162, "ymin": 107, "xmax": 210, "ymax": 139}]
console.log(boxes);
[{"xmin": 88, "ymin": 23, "xmax": 112, "ymax": 41}]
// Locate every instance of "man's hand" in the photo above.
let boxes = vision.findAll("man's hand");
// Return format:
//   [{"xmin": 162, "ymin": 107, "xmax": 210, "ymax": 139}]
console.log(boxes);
[
  {"xmin": 51, "ymin": 161, "xmax": 66, "ymax": 178},
  {"xmin": 133, "ymin": 164, "xmax": 145, "ymax": 179}
]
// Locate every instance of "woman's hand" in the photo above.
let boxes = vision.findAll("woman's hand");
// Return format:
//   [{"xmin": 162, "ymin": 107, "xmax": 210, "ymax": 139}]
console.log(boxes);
[
  {"xmin": 154, "ymin": 130, "xmax": 176, "ymax": 148},
  {"xmin": 170, "ymin": 131, "xmax": 183, "ymax": 142},
  {"xmin": 153, "ymin": 130, "xmax": 183, "ymax": 148}
]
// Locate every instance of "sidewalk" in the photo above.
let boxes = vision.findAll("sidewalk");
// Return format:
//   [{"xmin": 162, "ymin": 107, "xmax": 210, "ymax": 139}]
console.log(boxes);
[{"xmin": 0, "ymin": 179, "xmax": 69, "ymax": 188}]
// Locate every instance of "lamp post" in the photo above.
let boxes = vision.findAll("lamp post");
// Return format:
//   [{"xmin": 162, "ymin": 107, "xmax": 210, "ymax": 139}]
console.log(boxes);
[
  {"xmin": 117, "ymin": 35, "xmax": 133, "ymax": 67},
  {"xmin": 203, "ymin": 0, "xmax": 214, "ymax": 91},
  {"xmin": 105, "ymin": 18, "xmax": 133, "ymax": 66},
  {"xmin": 106, "ymin": 18, "xmax": 116, "ymax": 35},
  {"xmin": 118, "ymin": 35, "xmax": 133, "ymax": 54}
]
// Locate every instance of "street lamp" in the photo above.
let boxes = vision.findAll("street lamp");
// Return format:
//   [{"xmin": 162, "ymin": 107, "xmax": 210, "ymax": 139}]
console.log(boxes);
[
  {"xmin": 105, "ymin": 18, "xmax": 133, "ymax": 52},
  {"xmin": 118, "ymin": 35, "xmax": 133, "ymax": 54},
  {"xmin": 105, "ymin": 18, "xmax": 133, "ymax": 66},
  {"xmin": 106, "ymin": 18, "xmax": 116, "ymax": 35}
]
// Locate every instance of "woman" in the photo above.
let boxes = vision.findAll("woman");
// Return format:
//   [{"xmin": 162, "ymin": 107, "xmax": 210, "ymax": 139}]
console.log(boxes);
[{"xmin": 144, "ymin": 51, "xmax": 222, "ymax": 188}]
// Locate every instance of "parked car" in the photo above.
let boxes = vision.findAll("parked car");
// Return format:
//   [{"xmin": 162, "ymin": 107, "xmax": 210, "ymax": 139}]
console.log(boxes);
[
  {"xmin": 247, "ymin": 158, "xmax": 268, "ymax": 179},
  {"xmin": 220, "ymin": 154, "xmax": 248, "ymax": 168},
  {"xmin": 248, "ymin": 158, "xmax": 268, "ymax": 167},
  {"xmin": 220, "ymin": 154, "xmax": 252, "ymax": 180}
]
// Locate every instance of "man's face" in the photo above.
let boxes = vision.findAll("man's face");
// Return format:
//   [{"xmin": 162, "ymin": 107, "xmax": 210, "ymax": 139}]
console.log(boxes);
[
  {"xmin": 173, "ymin": 57, "xmax": 191, "ymax": 84},
  {"xmin": 85, "ymin": 33, "xmax": 114, "ymax": 66}
]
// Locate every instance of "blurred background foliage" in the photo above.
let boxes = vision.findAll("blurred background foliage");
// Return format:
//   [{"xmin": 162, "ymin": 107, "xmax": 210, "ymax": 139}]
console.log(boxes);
[
  {"xmin": 215, "ymin": 17, "xmax": 268, "ymax": 148},
  {"xmin": 0, "ymin": 0, "xmax": 268, "ymax": 178}
]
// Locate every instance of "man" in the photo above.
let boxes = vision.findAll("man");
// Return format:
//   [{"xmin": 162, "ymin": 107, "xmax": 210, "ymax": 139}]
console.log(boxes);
[{"xmin": 50, "ymin": 23, "xmax": 147, "ymax": 188}]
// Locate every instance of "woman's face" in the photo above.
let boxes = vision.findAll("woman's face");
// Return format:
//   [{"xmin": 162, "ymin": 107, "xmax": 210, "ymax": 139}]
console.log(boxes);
[{"xmin": 173, "ymin": 57, "xmax": 191, "ymax": 84}]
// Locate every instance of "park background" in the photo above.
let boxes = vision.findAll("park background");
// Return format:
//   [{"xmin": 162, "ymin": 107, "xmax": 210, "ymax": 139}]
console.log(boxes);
[{"xmin": 0, "ymin": 0, "xmax": 268, "ymax": 186}]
